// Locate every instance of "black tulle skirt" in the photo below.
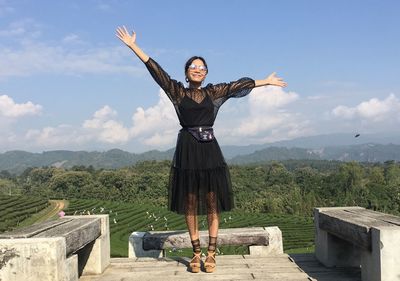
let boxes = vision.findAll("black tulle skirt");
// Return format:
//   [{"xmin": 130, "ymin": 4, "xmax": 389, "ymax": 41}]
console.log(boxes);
[{"xmin": 168, "ymin": 130, "xmax": 234, "ymax": 215}]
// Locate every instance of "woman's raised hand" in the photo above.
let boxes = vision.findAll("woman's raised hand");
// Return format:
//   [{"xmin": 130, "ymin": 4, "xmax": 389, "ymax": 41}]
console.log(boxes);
[
  {"xmin": 265, "ymin": 72, "xmax": 287, "ymax": 88},
  {"xmin": 116, "ymin": 26, "xmax": 136, "ymax": 47},
  {"xmin": 115, "ymin": 26, "xmax": 149, "ymax": 62}
]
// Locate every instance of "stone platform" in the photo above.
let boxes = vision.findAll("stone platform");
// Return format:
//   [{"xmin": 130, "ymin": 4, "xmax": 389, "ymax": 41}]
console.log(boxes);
[{"xmin": 79, "ymin": 254, "xmax": 361, "ymax": 281}]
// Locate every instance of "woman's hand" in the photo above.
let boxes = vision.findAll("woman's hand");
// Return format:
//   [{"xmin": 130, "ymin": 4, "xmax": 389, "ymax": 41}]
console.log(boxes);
[
  {"xmin": 265, "ymin": 72, "xmax": 287, "ymax": 87},
  {"xmin": 255, "ymin": 72, "xmax": 287, "ymax": 88},
  {"xmin": 115, "ymin": 26, "xmax": 149, "ymax": 62},
  {"xmin": 116, "ymin": 26, "xmax": 136, "ymax": 48}
]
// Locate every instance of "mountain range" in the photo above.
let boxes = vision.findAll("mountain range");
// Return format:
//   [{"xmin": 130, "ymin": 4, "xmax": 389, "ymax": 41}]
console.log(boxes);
[{"xmin": 1, "ymin": 133, "xmax": 400, "ymax": 174}]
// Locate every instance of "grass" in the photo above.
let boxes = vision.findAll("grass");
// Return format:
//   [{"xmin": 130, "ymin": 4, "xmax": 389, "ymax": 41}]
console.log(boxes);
[
  {"xmin": 0, "ymin": 195, "xmax": 49, "ymax": 232},
  {"xmin": 17, "ymin": 199, "xmax": 69, "ymax": 227},
  {"xmin": 0, "ymin": 195, "xmax": 316, "ymax": 257},
  {"xmin": 65, "ymin": 198, "xmax": 315, "ymax": 257}
]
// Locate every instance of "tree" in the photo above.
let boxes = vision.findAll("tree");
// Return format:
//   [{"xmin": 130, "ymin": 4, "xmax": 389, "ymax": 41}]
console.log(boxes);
[
  {"xmin": 338, "ymin": 162, "xmax": 364, "ymax": 196},
  {"xmin": 0, "ymin": 178, "xmax": 18, "ymax": 195},
  {"xmin": 294, "ymin": 167, "xmax": 322, "ymax": 196},
  {"xmin": 264, "ymin": 162, "xmax": 293, "ymax": 186},
  {"xmin": 49, "ymin": 171, "xmax": 93, "ymax": 198},
  {"xmin": 384, "ymin": 161, "xmax": 400, "ymax": 187}
]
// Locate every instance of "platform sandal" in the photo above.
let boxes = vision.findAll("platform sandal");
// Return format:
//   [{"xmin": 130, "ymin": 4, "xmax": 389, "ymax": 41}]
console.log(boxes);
[
  {"xmin": 189, "ymin": 251, "xmax": 202, "ymax": 273},
  {"xmin": 204, "ymin": 250, "xmax": 216, "ymax": 273}
]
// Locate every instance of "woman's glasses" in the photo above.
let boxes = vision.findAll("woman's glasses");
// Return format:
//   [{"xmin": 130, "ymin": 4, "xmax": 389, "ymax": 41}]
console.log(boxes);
[{"xmin": 188, "ymin": 64, "xmax": 207, "ymax": 72}]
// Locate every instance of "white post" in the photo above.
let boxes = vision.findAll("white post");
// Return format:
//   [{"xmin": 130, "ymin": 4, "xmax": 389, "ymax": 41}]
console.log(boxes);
[
  {"xmin": 249, "ymin": 226, "xmax": 283, "ymax": 256},
  {"xmin": 129, "ymin": 232, "xmax": 163, "ymax": 258}
]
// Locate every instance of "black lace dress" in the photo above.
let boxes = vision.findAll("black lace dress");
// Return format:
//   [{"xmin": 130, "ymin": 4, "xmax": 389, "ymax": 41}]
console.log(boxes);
[{"xmin": 145, "ymin": 58, "xmax": 255, "ymax": 215}]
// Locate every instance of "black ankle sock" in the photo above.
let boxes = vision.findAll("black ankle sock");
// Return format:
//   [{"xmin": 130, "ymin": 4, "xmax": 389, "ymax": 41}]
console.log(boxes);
[
  {"xmin": 208, "ymin": 236, "xmax": 217, "ymax": 252},
  {"xmin": 191, "ymin": 239, "xmax": 201, "ymax": 254}
]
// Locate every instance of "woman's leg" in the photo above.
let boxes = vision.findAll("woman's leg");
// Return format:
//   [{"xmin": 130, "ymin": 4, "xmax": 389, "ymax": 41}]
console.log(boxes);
[
  {"xmin": 205, "ymin": 191, "xmax": 219, "ymax": 272},
  {"xmin": 207, "ymin": 191, "xmax": 219, "ymax": 242},
  {"xmin": 185, "ymin": 192, "xmax": 199, "ymax": 241},
  {"xmin": 185, "ymin": 193, "xmax": 201, "ymax": 272}
]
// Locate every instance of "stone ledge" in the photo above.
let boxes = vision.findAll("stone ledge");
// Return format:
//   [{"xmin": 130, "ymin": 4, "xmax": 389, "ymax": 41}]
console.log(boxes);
[
  {"xmin": 0, "ymin": 215, "xmax": 110, "ymax": 281},
  {"xmin": 314, "ymin": 206, "xmax": 400, "ymax": 281},
  {"xmin": 129, "ymin": 226, "xmax": 283, "ymax": 258}
]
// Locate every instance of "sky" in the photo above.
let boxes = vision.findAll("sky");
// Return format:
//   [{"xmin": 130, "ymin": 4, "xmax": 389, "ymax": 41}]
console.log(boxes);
[{"xmin": 1, "ymin": 0, "xmax": 400, "ymax": 153}]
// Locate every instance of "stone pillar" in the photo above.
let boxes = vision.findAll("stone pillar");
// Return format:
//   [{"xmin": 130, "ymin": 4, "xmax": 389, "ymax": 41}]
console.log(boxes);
[
  {"xmin": 249, "ymin": 226, "xmax": 283, "ymax": 256},
  {"xmin": 0, "ymin": 237, "xmax": 78, "ymax": 281},
  {"xmin": 361, "ymin": 226, "xmax": 400, "ymax": 281},
  {"xmin": 63, "ymin": 215, "xmax": 111, "ymax": 275},
  {"xmin": 129, "ymin": 232, "xmax": 163, "ymax": 258},
  {"xmin": 314, "ymin": 207, "xmax": 361, "ymax": 267}
]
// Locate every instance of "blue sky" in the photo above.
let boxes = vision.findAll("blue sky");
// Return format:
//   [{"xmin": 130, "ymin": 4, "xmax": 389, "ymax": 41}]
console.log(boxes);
[{"xmin": 1, "ymin": 0, "xmax": 399, "ymax": 152}]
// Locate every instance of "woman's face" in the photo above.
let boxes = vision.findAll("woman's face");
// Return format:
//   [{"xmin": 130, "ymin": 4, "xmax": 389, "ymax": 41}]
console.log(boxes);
[{"xmin": 186, "ymin": 59, "xmax": 207, "ymax": 83}]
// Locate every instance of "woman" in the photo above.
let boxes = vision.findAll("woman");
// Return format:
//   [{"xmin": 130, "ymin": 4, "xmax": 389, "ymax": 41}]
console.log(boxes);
[{"xmin": 116, "ymin": 26, "xmax": 287, "ymax": 273}]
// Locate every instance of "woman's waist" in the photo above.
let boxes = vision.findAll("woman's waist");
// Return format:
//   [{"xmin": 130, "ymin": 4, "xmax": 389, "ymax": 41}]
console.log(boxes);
[
  {"xmin": 179, "ymin": 125, "xmax": 215, "ymax": 142},
  {"xmin": 180, "ymin": 125, "xmax": 213, "ymax": 132}
]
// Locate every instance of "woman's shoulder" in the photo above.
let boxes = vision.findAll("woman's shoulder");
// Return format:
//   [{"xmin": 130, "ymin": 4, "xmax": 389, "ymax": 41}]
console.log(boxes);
[{"xmin": 202, "ymin": 83, "xmax": 216, "ymax": 90}]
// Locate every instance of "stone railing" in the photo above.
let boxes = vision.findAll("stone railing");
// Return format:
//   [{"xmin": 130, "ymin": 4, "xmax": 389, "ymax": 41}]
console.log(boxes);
[
  {"xmin": 129, "ymin": 226, "xmax": 283, "ymax": 258},
  {"xmin": 315, "ymin": 206, "xmax": 400, "ymax": 281},
  {"xmin": 0, "ymin": 214, "xmax": 110, "ymax": 281}
]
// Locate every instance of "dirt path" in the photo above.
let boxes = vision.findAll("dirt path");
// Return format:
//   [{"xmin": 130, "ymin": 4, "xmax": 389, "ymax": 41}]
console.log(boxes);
[
  {"xmin": 30, "ymin": 199, "xmax": 69, "ymax": 224},
  {"xmin": 42, "ymin": 200, "xmax": 66, "ymax": 220}
]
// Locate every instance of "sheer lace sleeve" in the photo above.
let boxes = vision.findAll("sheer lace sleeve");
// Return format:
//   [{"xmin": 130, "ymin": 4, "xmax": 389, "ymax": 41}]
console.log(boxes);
[
  {"xmin": 145, "ymin": 58, "xmax": 184, "ymax": 104},
  {"xmin": 209, "ymin": 77, "xmax": 255, "ymax": 105},
  {"xmin": 207, "ymin": 77, "xmax": 255, "ymax": 110}
]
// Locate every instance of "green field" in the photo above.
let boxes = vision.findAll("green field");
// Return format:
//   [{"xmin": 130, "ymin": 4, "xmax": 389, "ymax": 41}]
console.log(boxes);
[
  {"xmin": 0, "ymin": 194, "xmax": 49, "ymax": 232},
  {"xmin": 0, "ymin": 195, "xmax": 314, "ymax": 257},
  {"xmin": 65, "ymin": 198, "xmax": 314, "ymax": 257}
]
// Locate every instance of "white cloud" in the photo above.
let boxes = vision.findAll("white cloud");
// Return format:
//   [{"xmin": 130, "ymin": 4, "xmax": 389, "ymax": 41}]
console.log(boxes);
[
  {"xmin": 83, "ymin": 105, "xmax": 117, "ymax": 128},
  {"xmin": 0, "ymin": 19, "xmax": 144, "ymax": 79},
  {"xmin": 0, "ymin": 94, "xmax": 42, "ymax": 118},
  {"xmin": 81, "ymin": 91, "xmax": 178, "ymax": 148},
  {"xmin": 5, "ymin": 93, "xmax": 178, "ymax": 150},
  {"xmin": 62, "ymin": 33, "xmax": 83, "ymax": 44},
  {"xmin": 332, "ymin": 105, "xmax": 357, "ymax": 119},
  {"xmin": 248, "ymin": 86, "xmax": 298, "ymax": 110},
  {"xmin": 0, "ymin": 132, "xmax": 16, "ymax": 144},
  {"xmin": 332, "ymin": 94, "xmax": 400, "ymax": 122},
  {"xmin": 218, "ymin": 86, "xmax": 311, "ymax": 144},
  {"xmin": 25, "ymin": 125, "xmax": 90, "ymax": 147},
  {"xmin": 0, "ymin": 0, "xmax": 14, "ymax": 16},
  {"xmin": 126, "ymin": 87, "xmax": 307, "ymax": 147},
  {"xmin": 24, "ymin": 105, "xmax": 130, "ymax": 149},
  {"xmin": 130, "ymin": 90, "xmax": 179, "ymax": 147},
  {"xmin": 0, "ymin": 42, "xmax": 143, "ymax": 78},
  {"xmin": 142, "ymin": 132, "xmax": 177, "ymax": 147},
  {"xmin": 0, "ymin": 19, "xmax": 42, "ymax": 38},
  {"xmin": 2, "ymin": 87, "xmax": 313, "ymax": 151},
  {"xmin": 83, "ymin": 106, "xmax": 130, "ymax": 144}
]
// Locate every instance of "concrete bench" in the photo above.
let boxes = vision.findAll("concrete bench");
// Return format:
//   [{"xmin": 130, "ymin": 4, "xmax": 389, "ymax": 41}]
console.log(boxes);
[
  {"xmin": 129, "ymin": 226, "xmax": 283, "ymax": 258},
  {"xmin": 0, "ymin": 215, "xmax": 110, "ymax": 281},
  {"xmin": 314, "ymin": 206, "xmax": 400, "ymax": 281}
]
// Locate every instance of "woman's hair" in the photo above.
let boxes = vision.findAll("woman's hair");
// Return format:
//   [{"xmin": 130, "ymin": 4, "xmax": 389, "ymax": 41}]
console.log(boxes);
[{"xmin": 184, "ymin": 56, "xmax": 208, "ymax": 76}]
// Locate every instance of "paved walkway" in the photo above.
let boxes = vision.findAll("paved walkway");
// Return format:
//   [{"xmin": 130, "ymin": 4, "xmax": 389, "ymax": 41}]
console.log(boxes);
[
  {"xmin": 291, "ymin": 254, "xmax": 361, "ymax": 281},
  {"xmin": 79, "ymin": 254, "xmax": 361, "ymax": 281}
]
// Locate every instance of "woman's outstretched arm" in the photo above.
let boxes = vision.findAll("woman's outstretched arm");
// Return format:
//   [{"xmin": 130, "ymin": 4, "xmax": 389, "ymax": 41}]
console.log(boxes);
[
  {"xmin": 116, "ymin": 26, "xmax": 149, "ymax": 63},
  {"xmin": 255, "ymin": 72, "xmax": 287, "ymax": 88},
  {"xmin": 116, "ymin": 26, "xmax": 184, "ymax": 103}
]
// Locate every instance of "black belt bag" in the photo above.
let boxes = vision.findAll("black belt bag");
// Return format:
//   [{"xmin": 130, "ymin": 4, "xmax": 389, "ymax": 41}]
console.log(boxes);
[{"xmin": 182, "ymin": 126, "xmax": 214, "ymax": 142}]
